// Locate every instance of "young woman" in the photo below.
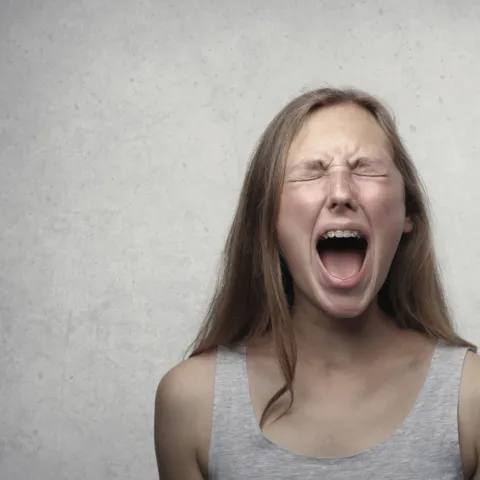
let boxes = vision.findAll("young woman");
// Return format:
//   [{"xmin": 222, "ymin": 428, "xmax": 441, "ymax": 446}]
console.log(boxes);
[{"xmin": 154, "ymin": 88, "xmax": 480, "ymax": 479}]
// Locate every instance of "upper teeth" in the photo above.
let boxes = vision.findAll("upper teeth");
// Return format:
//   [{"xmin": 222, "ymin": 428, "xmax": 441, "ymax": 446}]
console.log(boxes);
[{"xmin": 322, "ymin": 230, "xmax": 363, "ymax": 239}]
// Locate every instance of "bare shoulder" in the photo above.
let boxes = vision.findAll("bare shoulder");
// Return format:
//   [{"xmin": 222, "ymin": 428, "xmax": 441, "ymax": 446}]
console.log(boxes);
[
  {"xmin": 156, "ymin": 350, "xmax": 217, "ymax": 409},
  {"xmin": 154, "ymin": 350, "xmax": 217, "ymax": 479},
  {"xmin": 459, "ymin": 350, "xmax": 480, "ymax": 479},
  {"xmin": 461, "ymin": 350, "xmax": 480, "ymax": 414}
]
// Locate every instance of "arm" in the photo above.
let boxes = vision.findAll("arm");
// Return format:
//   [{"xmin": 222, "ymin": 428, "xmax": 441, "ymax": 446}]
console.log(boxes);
[
  {"xmin": 459, "ymin": 351, "xmax": 480, "ymax": 479},
  {"xmin": 474, "ymin": 423, "xmax": 480, "ymax": 480},
  {"xmin": 154, "ymin": 366, "xmax": 205, "ymax": 480},
  {"xmin": 154, "ymin": 354, "xmax": 215, "ymax": 480},
  {"xmin": 474, "ymin": 392, "xmax": 480, "ymax": 480}
]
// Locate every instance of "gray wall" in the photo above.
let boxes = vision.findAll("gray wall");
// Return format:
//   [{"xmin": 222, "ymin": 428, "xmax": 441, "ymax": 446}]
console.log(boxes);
[{"xmin": 1, "ymin": 0, "xmax": 479, "ymax": 478}]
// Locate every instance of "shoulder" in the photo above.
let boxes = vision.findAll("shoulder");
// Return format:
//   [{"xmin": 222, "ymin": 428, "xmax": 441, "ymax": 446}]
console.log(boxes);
[
  {"xmin": 156, "ymin": 350, "xmax": 217, "ymax": 410},
  {"xmin": 459, "ymin": 350, "xmax": 480, "ymax": 478},
  {"xmin": 460, "ymin": 350, "xmax": 480, "ymax": 416},
  {"xmin": 462, "ymin": 349, "xmax": 480, "ymax": 380},
  {"xmin": 154, "ymin": 350, "xmax": 218, "ymax": 478}
]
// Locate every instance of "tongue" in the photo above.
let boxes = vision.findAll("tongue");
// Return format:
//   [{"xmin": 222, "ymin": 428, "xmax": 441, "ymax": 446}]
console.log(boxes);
[{"xmin": 320, "ymin": 250, "xmax": 364, "ymax": 279}]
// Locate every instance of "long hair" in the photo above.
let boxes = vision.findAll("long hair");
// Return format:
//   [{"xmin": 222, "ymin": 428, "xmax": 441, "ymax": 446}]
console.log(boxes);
[{"xmin": 187, "ymin": 87, "xmax": 475, "ymax": 427}]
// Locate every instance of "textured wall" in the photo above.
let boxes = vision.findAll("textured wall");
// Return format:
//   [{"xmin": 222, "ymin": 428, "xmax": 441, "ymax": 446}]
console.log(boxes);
[{"xmin": 1, "ymin": 0, "xmax": 479, "ymax": 478}]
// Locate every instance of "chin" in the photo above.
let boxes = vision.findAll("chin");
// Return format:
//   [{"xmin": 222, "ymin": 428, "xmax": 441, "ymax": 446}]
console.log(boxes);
[{"xmin": 317, "ymin": 294, "xmax": 373, "ymax": 320}]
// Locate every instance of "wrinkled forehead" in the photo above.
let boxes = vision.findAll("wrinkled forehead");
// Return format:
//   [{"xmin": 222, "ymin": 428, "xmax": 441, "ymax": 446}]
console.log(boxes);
[{"xmin": 287, "ymin": 103, "xmax": 394, "ymax": 165}]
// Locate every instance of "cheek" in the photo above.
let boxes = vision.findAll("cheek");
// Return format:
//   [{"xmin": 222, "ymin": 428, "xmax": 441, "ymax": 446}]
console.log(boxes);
[
  {"xmin": 362, "ymin": 183, "xmax": 407, "ymax": 238},
  {"xmin": 277, "ymin": 186, "xmax": 322, "ymax": 252},
  {"xmin": 379, "ymin": 191, "xmax": 405, "ymax": 220}
]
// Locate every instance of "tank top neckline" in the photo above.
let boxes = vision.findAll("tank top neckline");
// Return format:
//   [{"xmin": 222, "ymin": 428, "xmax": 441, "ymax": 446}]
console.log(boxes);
[{"xmin": 234, "ymin": 340, "xmax": 442, "ymax": 464}]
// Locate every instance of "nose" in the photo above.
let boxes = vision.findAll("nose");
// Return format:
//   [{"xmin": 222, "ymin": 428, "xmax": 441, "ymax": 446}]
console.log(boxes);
[{"xmin": 326, "ymin": 167, "xmax": 357, "ymax": 212}]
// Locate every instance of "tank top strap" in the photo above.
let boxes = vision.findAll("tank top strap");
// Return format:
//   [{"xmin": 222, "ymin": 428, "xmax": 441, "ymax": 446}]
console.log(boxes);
[
  {"xmin": 400, "ymin": 342, "xmax": 472, "ymax": 442},
  {"xmin": 208, "ymin": 344, "xmax": 257, "ymax": 476},
  {"xmin": 212, "ymin": 344, "xmax": 250, "ymax": 402}
]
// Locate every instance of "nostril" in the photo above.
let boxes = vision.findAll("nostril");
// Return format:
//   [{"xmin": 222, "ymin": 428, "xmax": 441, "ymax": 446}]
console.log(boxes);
[{"xmin": 329, "ymin": 200, "xmax": 357, "ymax": 211}]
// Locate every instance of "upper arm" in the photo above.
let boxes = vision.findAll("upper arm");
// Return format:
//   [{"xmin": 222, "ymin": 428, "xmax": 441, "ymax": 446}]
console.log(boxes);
[
  {"xmin": 459, "ymin": 351, "xmax": 480, "ymax": 479},
  {"xmin": 154, "ymin": 354, "xmax": 216, "ymax": 480}
]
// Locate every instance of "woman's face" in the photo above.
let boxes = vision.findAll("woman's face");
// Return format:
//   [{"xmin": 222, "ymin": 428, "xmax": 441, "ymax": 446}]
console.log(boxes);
[{"xmin": 277, "ymin": 102, "xmax": 412, "ymax": 319}]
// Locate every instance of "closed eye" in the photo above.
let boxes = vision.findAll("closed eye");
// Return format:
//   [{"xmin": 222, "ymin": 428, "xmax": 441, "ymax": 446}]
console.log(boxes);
[
  {"xmin": 351, "ymin": 158, "xmax": 388, "ymax": 177},
  {"xmin": 290, "ymin": 160, "xmax": 327, "ymax": 181}
]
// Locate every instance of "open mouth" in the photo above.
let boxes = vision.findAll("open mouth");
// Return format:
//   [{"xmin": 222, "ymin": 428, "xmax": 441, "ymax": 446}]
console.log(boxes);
[{"xmin": 316, "ymin": 231, "xmax": 368, "ymax": 280}]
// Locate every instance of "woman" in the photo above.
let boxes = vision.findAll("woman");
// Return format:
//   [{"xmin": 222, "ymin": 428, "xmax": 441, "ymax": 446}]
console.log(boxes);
[{"xmin": 154, "ymin": 88, "xmax": 480, "ymax": 479}]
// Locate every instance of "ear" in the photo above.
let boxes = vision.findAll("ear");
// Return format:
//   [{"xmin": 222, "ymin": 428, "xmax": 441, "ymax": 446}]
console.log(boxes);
[{"xmin": 403, "ymin": 216, "xmax": 413, "ymax": 234}]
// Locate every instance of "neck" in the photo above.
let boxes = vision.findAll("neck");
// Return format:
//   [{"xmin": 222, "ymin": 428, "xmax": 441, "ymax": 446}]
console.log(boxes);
[{"xmin": 290, "ymin": 300, "xmax": 404, "ymax": 369}]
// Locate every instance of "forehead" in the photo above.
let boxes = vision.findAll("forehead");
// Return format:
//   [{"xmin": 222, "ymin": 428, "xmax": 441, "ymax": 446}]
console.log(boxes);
[{"xmin": 288, "ymin": 102, "xmax": 393, "ymax": 162}]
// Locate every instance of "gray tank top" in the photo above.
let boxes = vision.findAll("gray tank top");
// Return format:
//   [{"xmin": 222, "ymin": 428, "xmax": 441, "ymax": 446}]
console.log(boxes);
[{"xmin": 208, "ymin": 341, "xmax": 471, "ymax": 479}]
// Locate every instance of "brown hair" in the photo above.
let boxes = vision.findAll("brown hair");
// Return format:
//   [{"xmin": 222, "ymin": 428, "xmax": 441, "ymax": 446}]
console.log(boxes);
[{"xmin": 188, "ymin": 87, "xmax": 475, "ymax": 427}]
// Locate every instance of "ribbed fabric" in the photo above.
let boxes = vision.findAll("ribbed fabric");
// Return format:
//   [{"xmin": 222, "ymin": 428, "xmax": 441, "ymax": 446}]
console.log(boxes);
[{"xmin": 208, "ymin": 342, "xmax": 470, "ymax": 479}]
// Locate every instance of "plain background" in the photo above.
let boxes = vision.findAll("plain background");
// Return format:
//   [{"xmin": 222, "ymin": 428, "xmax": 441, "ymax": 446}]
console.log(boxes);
[{"xmin": 1, "ymin": 0, "xmax": 480, "ymax": 478}]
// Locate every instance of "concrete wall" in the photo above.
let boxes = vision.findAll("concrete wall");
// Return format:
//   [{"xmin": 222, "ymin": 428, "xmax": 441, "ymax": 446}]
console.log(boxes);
[{"xmin": 1, "ymin": 0, "xmax": 479, "ymax": 478}]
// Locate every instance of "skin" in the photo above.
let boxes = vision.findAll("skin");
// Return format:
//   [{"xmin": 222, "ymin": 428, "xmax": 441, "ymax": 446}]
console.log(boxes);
[
  {"xmin": 155, "ymin": 103, "xmax": 480, "ymax": 479},
  {"xmin": 277, "ymin": 101, "xmax": 412, "ymax": 321}
]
